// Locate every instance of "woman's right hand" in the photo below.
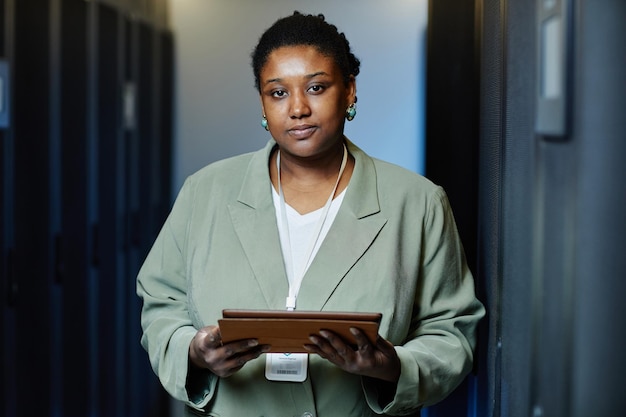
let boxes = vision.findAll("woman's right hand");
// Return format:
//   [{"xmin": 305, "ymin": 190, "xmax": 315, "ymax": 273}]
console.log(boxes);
[{"xmin": 189, "ymin": 325, "xmax": 271, "ymax": 378}]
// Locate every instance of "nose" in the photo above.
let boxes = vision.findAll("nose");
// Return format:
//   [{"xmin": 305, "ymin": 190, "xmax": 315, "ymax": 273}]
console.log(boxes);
[{"xmin": 289, "ymin": 91, "xmax": 311, "ymax": 119}]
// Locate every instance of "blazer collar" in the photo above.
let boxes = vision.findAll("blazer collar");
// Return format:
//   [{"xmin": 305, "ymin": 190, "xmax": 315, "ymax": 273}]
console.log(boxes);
[{"xmin": 229, "ymin": 139, "xmax": 387, "ymax": 311}]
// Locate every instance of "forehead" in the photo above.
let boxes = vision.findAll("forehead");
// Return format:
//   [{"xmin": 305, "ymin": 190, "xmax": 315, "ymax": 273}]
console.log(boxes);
[{"xmin": 261, "ymin": 45, "xmax": 339, "ymax": 81}]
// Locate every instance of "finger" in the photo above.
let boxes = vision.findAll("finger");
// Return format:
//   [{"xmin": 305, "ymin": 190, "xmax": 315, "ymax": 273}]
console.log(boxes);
[
  {"xmin": 222, "ymin": 339, "xmax": 261, "ymax": 358},
  {"xmin": 350, "ymin": 327, "xmax": 374, "ymax": 354},
  {"xmin": 207, "ymin": 326, "xmax": 223, "ymax": 348},
  {"xmin": 194, "ymin": 329, "xmax": 209, "ymax": 347},
  {"xmin": 303, "ymin": 340, "xmax": 326, "ymax": 358},
  {"xmin": 306, "ymin": 334, "xmax": 338, "ymax": 361},
  {"xmin": 195, "ymin": 325, "xmax": 221, "ymax": 350},
  {"xmin": 318, "ymin": 330, "xmax": 351, "ymax": 362},
  {"xmin": 374, "ymin": 334, "xmax": 397, "ymax": 357},
  {"xmin": 219, "ymin": 344, "xmax": 270, "ymax": 376},
  {"xmin": 210, "ymin": 343, "xmax": 271, "ymax": 378}
]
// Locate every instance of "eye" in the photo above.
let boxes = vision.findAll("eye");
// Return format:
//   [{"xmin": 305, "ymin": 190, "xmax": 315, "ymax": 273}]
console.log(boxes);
[
  {"xmin": 271, "ymin": 89, "xmax": 287, "ymax": 98},
  {"xmin": 308, "ymin": 84, "xmax": 325, "ymax": 94}
]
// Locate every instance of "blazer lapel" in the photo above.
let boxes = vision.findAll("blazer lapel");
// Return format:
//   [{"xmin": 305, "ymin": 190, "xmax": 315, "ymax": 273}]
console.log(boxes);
[
  {"xmin": 228, "ymin": 141, "xmax": 288, "ymax": 309},
  {"xmin": 296, "ymin": 141, "xmax": 387, "ymax": 311}
]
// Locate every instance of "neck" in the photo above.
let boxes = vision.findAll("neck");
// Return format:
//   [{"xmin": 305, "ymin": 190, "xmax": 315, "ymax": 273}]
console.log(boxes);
[
  {"xmin": 278, "ymin": 142, "xmax": 346, "ymax": 183},
  {"xmin": 270, "ymin": 143, "xmax": 354, "ymax": 214}
]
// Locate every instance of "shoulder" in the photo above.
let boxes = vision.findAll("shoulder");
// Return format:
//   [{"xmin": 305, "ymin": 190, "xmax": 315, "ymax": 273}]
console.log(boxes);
[
  {"xmin": 183, "ymin": 143, "xmax": 271, "ymax": 191},
  {"xmin": 353, "ymin": 145, "xmax": 444, "ymax": 200},
  {"xmin": 190, "ymin": 151, "xmax": 257, "ymax": 184},
  {"xmin": 372, "ymin": 157, "xmax": 437, "ymax": 190},
  {"xmin": 172, "ymin": 141, "xmax": 276, "ymax": 213},
  {"xmin": 373, "ymin": 158, "xmax": 448, "ymax": 215},
  {"xmin": 348, "ymin": 139, "xmax": 437, "ymax": 190},
  {"xmin": 346, "ymin": 140, "xmax": 447, "ymax": 210}
]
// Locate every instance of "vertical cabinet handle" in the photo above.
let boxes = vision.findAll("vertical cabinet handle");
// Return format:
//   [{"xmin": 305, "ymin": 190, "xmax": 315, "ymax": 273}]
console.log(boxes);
[
  {"xmin": 7, "ymin": 248, "xmax": 17, "ymax": 307},
  {"xmin": 54, "ymin": 234, "xmax": 64, "ymax": 285},
  {"xmin": 91, "ymin": 222, "xmax": 99, "ymax": 267}
]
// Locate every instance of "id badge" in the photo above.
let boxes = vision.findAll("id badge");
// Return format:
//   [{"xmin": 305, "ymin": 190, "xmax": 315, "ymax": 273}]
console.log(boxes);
[{"xmin": 265, "ymin": 353, "xmax": 308, "ymax": 382}]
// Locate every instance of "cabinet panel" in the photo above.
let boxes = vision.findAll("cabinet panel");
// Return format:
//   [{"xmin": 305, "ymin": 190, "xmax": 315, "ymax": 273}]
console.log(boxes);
[
  {"xmin": 60, "ymin": 0, "xmax": 93, "ymax": 415},
  {"xmin": 125, "ymin": 17, "xmax": 171, "ymax": 417},
  {"xmin": 12, "ymin": 0, "xmax": 55, "ymax": 415},
  {"xmin": 96, "ymin": 3, "xmax": 127, "ymax": 415},
  {"xmin": 4, "ymin": 2, "xmax": 172, "ymax": 417}
]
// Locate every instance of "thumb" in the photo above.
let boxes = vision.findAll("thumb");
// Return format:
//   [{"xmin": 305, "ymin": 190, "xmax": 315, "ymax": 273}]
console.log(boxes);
[{"xmin": 205, "ymin": 325, "xmax": 223, "ymax": 347}]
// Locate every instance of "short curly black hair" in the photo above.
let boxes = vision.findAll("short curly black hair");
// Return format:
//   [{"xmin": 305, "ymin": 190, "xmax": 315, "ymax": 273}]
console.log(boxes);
[{"xmin": 251, "ymin": 11, "xmax": 361, "ymax": 92}]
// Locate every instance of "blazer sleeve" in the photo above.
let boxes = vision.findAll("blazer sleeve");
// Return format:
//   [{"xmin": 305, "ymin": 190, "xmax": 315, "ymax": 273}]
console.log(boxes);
[
  {"xmin": 136, "ymin": 177, "xmax": 217, "ymax": 411},
  {"xmin": 363, "ymin": 187, "xmax": 485, "ymax": 415}
]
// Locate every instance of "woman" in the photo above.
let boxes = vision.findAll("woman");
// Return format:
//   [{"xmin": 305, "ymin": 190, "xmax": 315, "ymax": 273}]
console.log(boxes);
[{"xmin": 137, "ymin": 11, "xmax": 485, "ymax": 417}]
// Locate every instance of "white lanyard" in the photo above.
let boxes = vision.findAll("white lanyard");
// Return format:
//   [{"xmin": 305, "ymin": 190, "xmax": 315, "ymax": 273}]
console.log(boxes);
[{"xmin": 277, "ymin": 144, "xmax": 348, "ymax": 311}]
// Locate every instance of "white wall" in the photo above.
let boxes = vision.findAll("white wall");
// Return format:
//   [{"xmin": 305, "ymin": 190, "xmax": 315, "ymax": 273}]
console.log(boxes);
[{"xmin": 169, "ymin": 0, "xmax": 427, "ymax": 195}]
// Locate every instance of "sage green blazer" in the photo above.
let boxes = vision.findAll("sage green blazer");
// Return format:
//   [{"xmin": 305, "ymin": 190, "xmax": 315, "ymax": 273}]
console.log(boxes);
[{"xmin": 137, "ymin": 139, "xmax": 485, "ymax": 417}]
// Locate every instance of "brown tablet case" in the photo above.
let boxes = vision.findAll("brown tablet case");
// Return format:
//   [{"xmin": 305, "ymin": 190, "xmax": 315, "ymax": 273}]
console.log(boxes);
[{"xmin": 218, "ymin": 309, "xmax": 382, "ymax": 353}]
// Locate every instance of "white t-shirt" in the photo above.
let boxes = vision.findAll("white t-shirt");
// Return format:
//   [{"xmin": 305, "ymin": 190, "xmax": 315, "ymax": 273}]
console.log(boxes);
[{"xmin": 272, "ymin": 187, "xmax": 347, "ymax": 288}]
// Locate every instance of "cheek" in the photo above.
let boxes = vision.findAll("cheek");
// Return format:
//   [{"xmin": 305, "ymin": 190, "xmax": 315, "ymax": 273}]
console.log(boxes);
[
  {"xmin": 264, "ymin": 100, "xmax": 286, "ymax": 117},
  {"xmin": 316, "ymin": 102, "xmax": 345, "ymax": 126},
  {"xmin": 266, "ymin": 113, "xmax": 285, "ymax": 131}
]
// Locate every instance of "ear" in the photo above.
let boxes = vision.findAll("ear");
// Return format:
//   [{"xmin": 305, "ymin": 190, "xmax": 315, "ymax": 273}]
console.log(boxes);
[
  {"xmin": 346, "ymin": 75, "xmax": 357, "ymax": 104},
  {"xmin": 259, "ymin": 95, "xmax": 266, "ymax": 116}
]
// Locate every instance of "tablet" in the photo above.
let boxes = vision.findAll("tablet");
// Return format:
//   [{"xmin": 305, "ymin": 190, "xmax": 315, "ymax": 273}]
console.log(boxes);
[{"xmin": 218, "ymin": 309, "xmax": 382, "ymax": 353}]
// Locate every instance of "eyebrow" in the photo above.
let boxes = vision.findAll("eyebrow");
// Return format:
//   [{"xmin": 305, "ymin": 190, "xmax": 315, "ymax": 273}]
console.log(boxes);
[{"xmin": 263, "ymin": 71, "xmax": 330, "ymax": 86}]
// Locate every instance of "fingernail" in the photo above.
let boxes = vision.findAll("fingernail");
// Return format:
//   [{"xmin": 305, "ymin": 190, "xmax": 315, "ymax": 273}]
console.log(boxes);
[
  {"xmin": 261, "ymin": 345, "xmax": 271, "ymax": 352},
  {"xmin": 248, "ymin": 339, "xmax": 259, "ymax": 347},
  {"xmin": 309, "ymin": 335, "xmax": 318, "ymax": 343},
  {"xmin": 350, "ymin": 327, "xmax": 359, "ymax": 335},
  {"xmin": 319, "ymin": 330, "xmax": 330, "ymax": 338}
]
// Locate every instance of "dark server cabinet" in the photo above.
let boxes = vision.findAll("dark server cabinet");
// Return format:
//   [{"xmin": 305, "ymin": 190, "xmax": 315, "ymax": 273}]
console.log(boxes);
[
  {"xmin": 127, "ymin": 19, "xmax": 171, "ymax": 417},
  {"xmin": 478, "ymin": 1, "xmax": 626, "ymax": 417},
  {"xmin": 138, "ymin": 21, "xmax": 161, "ymax": 256},
  {"xmin": 94, "ymin": 5, "xmax": 171, "ymax": 417},
  {"xmin": 0, "ymin": 111, "xmax": 10, "ymax": 417},
  {"xmin": 2, "ymin": 1, "xmax": 173, "ymax": 416},
  {"xmin": 60, "ymin": 1, "xmax": 94, "ymax": 415},
  {"xmin": 11, "ymin": 0, "xmax": 56, "ymax": 416},
  {"xmin": 124, "ymin": 16, "xmax": 171, "ymax": 417},
  {"xmin": 0, "ymin": 128, "xmax": 11, "ymax": 417},
  {"xmin": 124, "ymin": 17, "xmax": 146, "ymax": 416},
  {"xmin": 423, "ymin": 1, "xmax": 482, "ymax": 416},
  {"xmin": 96, "ymin": 4, "xmax": 128, "ymax": 416},
  {"xmin": 1, "ymin": 1, "xmax": 15, "ymax": 416},
  {"xmin": 0, "ymin": 0, "xmax": 14, "ymax": 415},
  {"xmin": 159, "ymin": 31, "xmax": 174, "ymax": 227}
]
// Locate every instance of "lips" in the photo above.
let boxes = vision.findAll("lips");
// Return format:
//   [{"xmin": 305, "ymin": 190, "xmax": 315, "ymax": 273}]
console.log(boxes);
[{"xmin": 288, "ymin": 124, "xmax": 317, "ymax": 139}]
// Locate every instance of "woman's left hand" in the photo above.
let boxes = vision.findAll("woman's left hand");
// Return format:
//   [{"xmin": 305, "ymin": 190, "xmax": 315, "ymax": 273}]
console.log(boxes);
[{"xmin": 304, "ymin": 328, "xmax": 401, "ymax": 383}]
